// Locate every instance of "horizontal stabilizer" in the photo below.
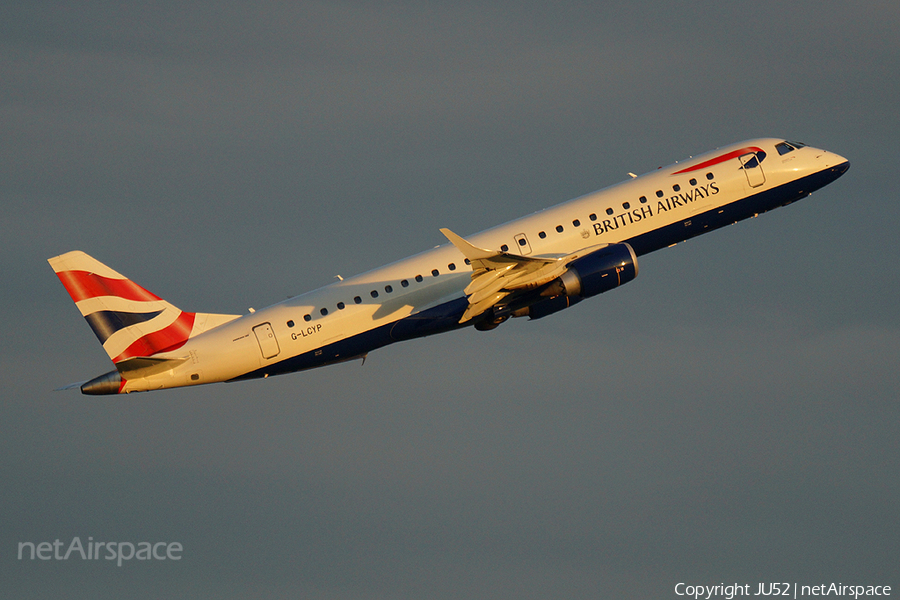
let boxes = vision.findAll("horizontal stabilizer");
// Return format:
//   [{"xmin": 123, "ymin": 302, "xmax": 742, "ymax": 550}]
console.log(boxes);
[{"xmin": 115, "ymin": 356, "xmax": 189, "ymax": 378}]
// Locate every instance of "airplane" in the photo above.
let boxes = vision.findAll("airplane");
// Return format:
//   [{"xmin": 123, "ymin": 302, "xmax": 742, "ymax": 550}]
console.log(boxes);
[{"xmin": 49, "ymin": 138, "xmax": 849, "ymax": 395}]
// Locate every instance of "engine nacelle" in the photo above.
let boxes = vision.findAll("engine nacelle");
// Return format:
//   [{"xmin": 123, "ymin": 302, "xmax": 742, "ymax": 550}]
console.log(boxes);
[
  {"xmin": 555, "ymin": 241, "xmax": 638, "ymax": 298},
  {"xmin": 517, "ymin": 242, "xmax": 638, "ymax": 319}
]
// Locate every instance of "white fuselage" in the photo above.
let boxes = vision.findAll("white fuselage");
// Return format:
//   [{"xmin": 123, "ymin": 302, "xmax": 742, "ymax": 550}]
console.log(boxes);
[{"xmin": 121, "ymin": 138, "xmax": 849, "ymax": 393}]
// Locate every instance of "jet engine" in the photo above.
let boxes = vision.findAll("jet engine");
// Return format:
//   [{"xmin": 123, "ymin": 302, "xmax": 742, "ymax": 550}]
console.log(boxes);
[{"xmin": 513, "ymin": 242, "xmax": 639, "ymax": 319}]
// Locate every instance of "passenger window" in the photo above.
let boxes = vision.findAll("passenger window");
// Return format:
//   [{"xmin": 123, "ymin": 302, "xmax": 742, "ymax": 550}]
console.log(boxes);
[
  {"xmin": 689, "ymin": 178, "xmax": 697, "ymax": 186},
  {"xmin": 572, "ymin": 219, "xmax": 580, "ymax": 227},
  {"xmin": 606, "ymin": 208, "xmax": 613, "ymax": 215},
  {"xmin": 320, "ymin": 308, "xmax": 328, "ymax": 316},
  {"xmin": 432, "ymin": 269, "xmax": 439, "ymax": 277},
  {"xmin": 401, "ymin": 279, "xmax": 409, "ymax": 287},
  {"xmin": 370, "ymin": 290, "xmax": 379, "ymax": 298},
  {"xmin": 623, "ymin": 202, "xmax": 630, "ymax": 210},
  {"xmin": 539, "ymin": 231, "xmax": 547, "ymax": 239},
  {"xmin": 287, "ymin": 320, "xmax": 295, "ymax": 328},
  {"xmin": 385, "ymin": 285, "xmax": 393, "ymax": 293},
  {"xmin": 337, "ymin": 302, "xmax": 345, "ymax": 310},
  {"xmin": 304, "ymin": 314, "xmax": 311, "ymax": 322},
  {"xmin": 415, "ymin": 274, "xmax": 423, "ymax": 282},
  {"xmin": 589, "ymin": 214, "xmax": 597, "ymax": 221},
  {"xmin": 501, "ymin": 244, "xmax": 509, "ymax": 251},
  {"xmin": 673, "ymin": 184, "xmax": 680, "ymax": 192},
  {"xmin": 354, "ymin": 296, "xmax": 362, "ymax": 304},
  {"xmin": 706, "ymin": 172, "xmax": 714, "ymax": 180},
  {"xmin": 556, "ymin": 225, "xmax": 564, "ymax": 233},
  {"xmin": 517, "ymin": 238, "xmax": 527, "ymax": 246},
  {"xmin": 656, "ymin": 190, "xmax": 664, "ymax": 198},
  {"xmin": 448, "ymin": 263, "xmax": 457, "ymax": 270},
  {"xmin": 464, "ymin": 258, "xmax": 471, "ymax": 265},
  {"xmin": 639, "ymin": 196, "xmax": 647, "ymax": 204}
]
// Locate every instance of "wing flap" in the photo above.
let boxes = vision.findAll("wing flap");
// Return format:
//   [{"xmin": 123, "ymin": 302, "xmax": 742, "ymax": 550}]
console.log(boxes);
[
  {"xmin": 440, "ymin": 228, "xmax": 608, "ymax": 323},
  {"xmin": 462, "ymin": 292, "xmax": 510, "ymax": 323},
  {"xmin": 463, "ymin": 265, "xmax": 513, "ymax": 297}
]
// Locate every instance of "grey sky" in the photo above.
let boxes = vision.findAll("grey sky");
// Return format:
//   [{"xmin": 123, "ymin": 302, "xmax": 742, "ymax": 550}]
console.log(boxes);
[{"xmin": 3, "ymin": 1, "xmax": 899, "ymax": 598}]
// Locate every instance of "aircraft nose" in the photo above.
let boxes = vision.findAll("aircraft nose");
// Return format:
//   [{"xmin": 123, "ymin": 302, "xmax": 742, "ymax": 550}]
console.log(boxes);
[
  {"xmin": 833, "ymin": 158, "xmax": 850, "ymax": 176},
  {"xmin": 816, "ymin": 152, "xmax": 850, "ymax": 186},
  {"xmin": 818, "ymin": 149, "xmax": 850, "ymax": 171},
  {"xmin": 827, "ymin": 151, "xmax": 850, "ymax": 175}
]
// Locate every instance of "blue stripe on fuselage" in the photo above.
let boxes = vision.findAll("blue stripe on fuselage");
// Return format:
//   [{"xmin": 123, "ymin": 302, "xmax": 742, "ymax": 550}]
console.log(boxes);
[
  {"xmin": 228, "ymin": 297, "xmax": 469, "ymax": 382},
  {"xmin": 229, "ymin": 163, "xmax": 849, "ymax": 382},
  {"xmin": 627, "ymin": 161, "xmax": 848, "ymax": 256}
]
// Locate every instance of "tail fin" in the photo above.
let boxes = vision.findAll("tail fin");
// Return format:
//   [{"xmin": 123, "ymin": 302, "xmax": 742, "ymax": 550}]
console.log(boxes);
[{"xmin": 48, "ymin": 251, "xmax": 239, "ymax": 364}]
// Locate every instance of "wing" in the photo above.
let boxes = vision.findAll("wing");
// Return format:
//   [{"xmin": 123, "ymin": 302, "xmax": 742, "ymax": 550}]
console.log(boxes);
[{"xmin": 440, "ymin": 228, "xmax": 606, "ymax": 323}]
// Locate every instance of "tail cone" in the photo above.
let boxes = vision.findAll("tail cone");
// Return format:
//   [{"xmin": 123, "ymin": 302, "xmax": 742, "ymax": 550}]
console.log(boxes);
[{"xmin": 81, "ymin": 370, "xmax": 123, "ymax": 395}]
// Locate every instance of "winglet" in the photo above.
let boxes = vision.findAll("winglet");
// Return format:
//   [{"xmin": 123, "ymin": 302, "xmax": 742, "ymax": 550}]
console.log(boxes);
[{"xmin": 439, "ymin": 228, "xmax": 496, "ymax": 261}]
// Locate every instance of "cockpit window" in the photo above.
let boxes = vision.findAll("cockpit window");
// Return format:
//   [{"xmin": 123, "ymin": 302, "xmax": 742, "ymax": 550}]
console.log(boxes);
[
  {"xmin": 776, "ymin": 140, "xmax": 807, "ymax": 156},
  {"xmin": 776, "ymin": 142, "xmax": 795, "ymax": 155}
]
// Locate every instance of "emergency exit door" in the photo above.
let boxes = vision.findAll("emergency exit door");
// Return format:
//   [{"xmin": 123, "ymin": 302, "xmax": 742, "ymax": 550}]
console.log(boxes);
[
  {"xmin": 253, "ymin": 323, "xmax": 280, "ymax": 359},
  {"xmin": 513, "ymin": 233, "xmax": 533, "ymax": 255}
]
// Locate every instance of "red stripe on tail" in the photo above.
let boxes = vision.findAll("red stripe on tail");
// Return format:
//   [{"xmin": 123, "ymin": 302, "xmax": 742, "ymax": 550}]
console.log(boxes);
[
  {"xmin": 56, "ymin": 270, "xmax": 162, "ymax": 303},
  {"xmin": 112, "ymin": 312, "xmax": 196, "ymax": 363}
]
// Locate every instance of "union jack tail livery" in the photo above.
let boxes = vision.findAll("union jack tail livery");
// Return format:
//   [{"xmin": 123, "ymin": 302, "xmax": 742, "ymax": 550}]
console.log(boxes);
[
  {"xmin": 48, "ymin": 138, "xmax": 849, "ymax": 394},
  {"xmin": 49, "ymin": 251, "xmax": 239, "ymax": 394}
]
